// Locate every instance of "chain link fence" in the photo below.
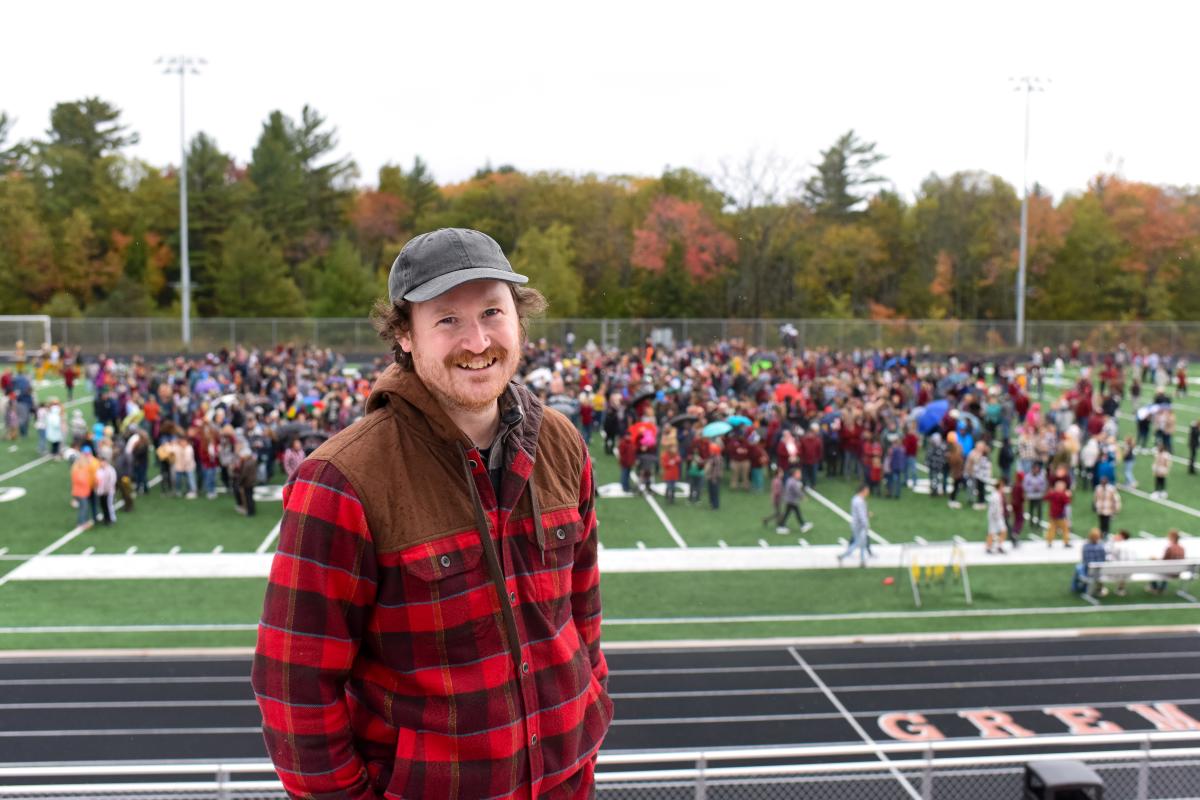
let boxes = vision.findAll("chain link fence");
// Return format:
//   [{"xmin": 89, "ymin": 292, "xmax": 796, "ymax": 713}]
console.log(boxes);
[
  {"xmin": 2, "ymin": 736, "xmax": 1197, "ymax": 800},
  {"xmin": 4, "ymin": 317, "xmax": 1200, "ymax": 359}
]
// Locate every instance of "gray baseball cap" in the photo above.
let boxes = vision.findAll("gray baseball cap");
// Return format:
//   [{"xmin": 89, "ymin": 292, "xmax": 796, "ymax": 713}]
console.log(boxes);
[{"xmin": 388, "ymin": 228, "xmax": 528, "ymax": 303}]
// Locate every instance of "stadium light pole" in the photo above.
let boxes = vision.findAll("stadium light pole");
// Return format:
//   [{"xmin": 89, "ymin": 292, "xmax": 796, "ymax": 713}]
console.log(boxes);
[
  {"xmin": 158, "ymin": 56, "xmax": 205, "ymax": 349},
  {"xmin": 1011, "ymin": 76, "xmax": 1047, "ymax": 351}
]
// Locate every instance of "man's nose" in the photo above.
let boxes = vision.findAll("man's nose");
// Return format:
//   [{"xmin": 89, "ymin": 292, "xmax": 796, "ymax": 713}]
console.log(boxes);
[{"xmin": 460, "ymin": 319, "xmax": 491, "ymax": 353}]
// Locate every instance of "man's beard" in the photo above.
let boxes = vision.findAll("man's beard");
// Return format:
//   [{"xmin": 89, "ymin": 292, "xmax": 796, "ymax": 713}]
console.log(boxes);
[{"xmin": 417, "ymin": 343, "xmax": 518, "ymax": 414}]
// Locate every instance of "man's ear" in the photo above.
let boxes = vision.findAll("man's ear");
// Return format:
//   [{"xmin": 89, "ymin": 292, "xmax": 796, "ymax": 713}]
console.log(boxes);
[{"xmin": 398, "ymin": 332, "xmax": 412, "ymax": 354}]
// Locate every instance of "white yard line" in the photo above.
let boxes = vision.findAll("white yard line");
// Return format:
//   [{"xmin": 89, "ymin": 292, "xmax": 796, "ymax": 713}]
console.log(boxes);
[
  {"xmin": 0, "ymin": 395, "xmax": 93, "ymax": 482},
  {"xmin": 0, "ymin": 524, "xmax": 92, "ymax": 588},
  {"xmin": 0, "ymin": 455, "xmax": 53, "ymax": 483},
  {"xmin": 805, "ymin": 487, "xmax": 889, "ymax": 545},
  {"xmin": 1121, "ymin": 482, "xmax": 1200, "ymax": 520},
  {"xmin": 641, "ymin": 491, "xmax": 688, "ymax": 549},
  {"xmin": 0, "ymin": 475, "xmax": 161, "ymax": 587},
  {"xmin": 789, "ymin": 647, "xmax": 922, "ymax": 800},
  {"xmin": 254, "ymin": 522, "xmax": 281, "ymax": 554}
]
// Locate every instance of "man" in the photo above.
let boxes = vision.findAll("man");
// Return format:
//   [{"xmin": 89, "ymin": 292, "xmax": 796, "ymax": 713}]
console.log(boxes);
[
  {"xmin": 252, "ymin": 229, "xmax": 612, "ymax": 799},
  {"xmin": 1072, "ymin": 528, "xmax": 1108, "ymax": 595},
  {"xmin": 1189, "ymin": 419, "xmax": 1199, "ymax": 475},
  {"xmin": 839, "ymin": 484, "xmax": 872, "ymax": 566},
  {"xmin": 776, "ymin": 466, "xmax": 814, "ymax": 535}
]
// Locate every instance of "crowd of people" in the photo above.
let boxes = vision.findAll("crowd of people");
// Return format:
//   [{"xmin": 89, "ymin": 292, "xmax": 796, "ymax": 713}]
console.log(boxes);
[
  {"xmin": 523, "ymin": 333, "xmax": 1193, "ymax": 577},
  {"xmin": 2, "ymin": 343, "xmax": 387, "ymax": 529},
  {"xmin": 0, "ymin": 333, "xmax": 1193, "ymax": 588}
]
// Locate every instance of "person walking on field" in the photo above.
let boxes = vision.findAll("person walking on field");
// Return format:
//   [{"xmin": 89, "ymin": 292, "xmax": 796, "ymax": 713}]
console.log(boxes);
[
  {"xmin": 985, "ymin": 477, "xmax": 1008, "ymax": 554},
  {"xmin": 1023, "ymin": 462, "xmax": 1048, "ymax": 525},
  {"xmin": 94, "ymin": 456, "xmax": 118, "ymax": 525},
  {"xmin": 1189, "ymin": 419, "xmax": 1200, "ymax": 475},
  {"xmin": 252, "ymin": 228, "xmax": 610, "ymax": 799},
  {"xmin": 946, "ymin": 432, "xmax": 966, "ymax": 508},
  {"xmin": 839, "ymin": 484, "xmax": 873, "ymax": 566},
  {"xmin": 776, "ymin": 466, "xmax": 814, "ymax": 534},
  {"xmin": 1093, "ymin": 475, "xmax": 1122, "ymax": 537},
  {"xmin": 1152, "ymin": 441, "xmax": 1172, "ymax": 499}
]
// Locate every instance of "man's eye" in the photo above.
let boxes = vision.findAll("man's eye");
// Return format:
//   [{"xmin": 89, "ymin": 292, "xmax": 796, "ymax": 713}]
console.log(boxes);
[{"xmin": 437, "ymin": 317, "xmax": 457, "ymax": 326}]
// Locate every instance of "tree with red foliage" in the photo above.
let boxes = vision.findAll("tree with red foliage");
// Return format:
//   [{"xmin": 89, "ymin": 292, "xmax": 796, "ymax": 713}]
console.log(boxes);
[{"xmin": 631, "ymin": 195, "xmax": 736, "ymax": 281}]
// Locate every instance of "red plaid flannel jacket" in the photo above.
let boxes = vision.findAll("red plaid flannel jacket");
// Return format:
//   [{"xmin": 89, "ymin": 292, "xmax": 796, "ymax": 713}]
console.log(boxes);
[{"xmin": 251, "ymin": 368, "xmax": 612, "ymax": 799}]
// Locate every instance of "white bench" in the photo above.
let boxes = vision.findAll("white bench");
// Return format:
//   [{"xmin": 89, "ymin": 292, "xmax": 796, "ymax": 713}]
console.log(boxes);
[{"xmin": 1083, "ymin": 558, "xmax": 1200, "ymax": 605}]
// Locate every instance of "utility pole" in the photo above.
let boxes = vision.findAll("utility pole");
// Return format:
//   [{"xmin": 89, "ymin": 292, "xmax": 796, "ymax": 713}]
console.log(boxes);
[
  {"xmin": 158, "ymin": 56, "xmax": 205, "ymax": 349},
  {"xmin": 1010, "ymin": 76, "xmax": 1047, "ymax": 351}
]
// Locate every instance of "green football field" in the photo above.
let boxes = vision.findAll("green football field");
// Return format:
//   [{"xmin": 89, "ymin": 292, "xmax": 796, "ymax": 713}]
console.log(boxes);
[{"xmin": 0, "ymin": 373, "xmax": 1197, "ymax": 650}]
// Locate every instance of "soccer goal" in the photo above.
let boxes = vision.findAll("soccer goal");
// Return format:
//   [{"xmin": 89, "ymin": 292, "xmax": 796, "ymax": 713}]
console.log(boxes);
[
  {"xmin": 900, "ymin": 537, "xmax": 972, "ymax": 608},
  {"xmin": 0, "ymin": 315, "xmax": 52, "ymax": 359}
]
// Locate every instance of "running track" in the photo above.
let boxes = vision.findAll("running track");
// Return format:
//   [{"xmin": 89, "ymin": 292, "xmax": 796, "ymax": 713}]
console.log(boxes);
[{"xmin": 1, "ymin": 630, "xmax": 1199, "ymax": 784}]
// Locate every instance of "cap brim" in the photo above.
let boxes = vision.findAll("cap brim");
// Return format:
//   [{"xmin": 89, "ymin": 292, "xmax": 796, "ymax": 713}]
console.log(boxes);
[{"xmin": 402, "ymin": 268, "xmax": 529, "ymax": 302}]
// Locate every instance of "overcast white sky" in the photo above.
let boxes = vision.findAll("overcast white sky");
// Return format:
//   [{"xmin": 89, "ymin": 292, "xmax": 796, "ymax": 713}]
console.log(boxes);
[{"xmin": 5, "ymin": 0, "xmax": 1197, "ymax": 201}]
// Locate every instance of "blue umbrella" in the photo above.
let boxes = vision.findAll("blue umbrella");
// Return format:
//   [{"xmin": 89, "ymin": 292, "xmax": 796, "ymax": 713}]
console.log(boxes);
[
  {"xmin": 702, "ymin": 421, "xmax": 733, "ymax": 438},
  {"xmin": 726, "ymin": 415, "xmax": 752, "ymax": 427},
  {"xmin": 918, "ymin": 400, "xmax": 950, "ymax": 435}
]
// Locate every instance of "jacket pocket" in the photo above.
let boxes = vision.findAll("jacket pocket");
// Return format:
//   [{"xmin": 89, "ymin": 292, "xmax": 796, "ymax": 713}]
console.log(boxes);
[
  {"xmin": 532, "ymin": 513, "xmax": 586, "ymax": 568},
  {"xmin": 394, "ymin": 538, "xmax": 501, "ymax": 669},
  {"xmin": 401, "ymin": 540, "xmax": 483, "ymax": 582}
]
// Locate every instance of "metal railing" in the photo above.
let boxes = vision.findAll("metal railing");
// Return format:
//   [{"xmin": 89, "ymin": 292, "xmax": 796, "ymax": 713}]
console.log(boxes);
[
  {"xmin": 1, "ymin": 732, "xmax": 1197, "ymax": 799},
  {"xmin": 3, "ymin": 316, "xmax": 1200, "ymax": 358}
]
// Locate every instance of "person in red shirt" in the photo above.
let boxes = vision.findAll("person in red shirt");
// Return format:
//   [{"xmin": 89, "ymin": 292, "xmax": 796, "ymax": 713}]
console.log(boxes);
[
  {"xmin": 727, "ymin": 432, "xmax": 752, "ymax": 490},
  {"xmin": 1009, "ymin": 470, "xmax": 1026, "ymax": 547},
  {"xmin": 861, "ymin": 432, "xmax": 883, "ymax": 495},
  {"xmin": 1045, "ymin": 479, "xmax": 1072, "ymax": 547},
  {"xmin": 902, "ymin": 427, "xmax": 919, "ymax": 488},
  {"xmin": 660, "ymin": 441, "xmax": 682, "ymax": 504}
]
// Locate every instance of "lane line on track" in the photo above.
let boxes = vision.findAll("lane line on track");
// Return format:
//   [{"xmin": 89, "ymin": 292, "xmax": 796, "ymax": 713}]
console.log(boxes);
[
  {"xmin": 0, "ymin": 676, "xmax": 248, "ymax": 686},
  {"xmin": 788, "ymin": 646, "xmax": 922, "ymax": 800},
  {"xmin": 805, "ymin": 487, "xmax": 889, "ymax": 545},
  {"xmin": 609, "ymin": 648, "xmax": 1200, "ymax": 675},
  {"xmin": 0, "ymin": 727, "xmax": 262, "ymax": 738},
  {"xmin": 640, "ymin": 490, "xmax": 688, "ymax": 549}
]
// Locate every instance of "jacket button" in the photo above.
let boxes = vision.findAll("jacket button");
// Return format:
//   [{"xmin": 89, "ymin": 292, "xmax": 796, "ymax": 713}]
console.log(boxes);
[
  {"xmin": 521, "ymin": 661, "xmax": 530, "ymax": 675},
  {"xmin": 440, "ymin": 555, "xmax": 451, "ymax": 568},
  {"xmin": 509, "ymin": 591, "xmax": 517, "ymax": 604},
  {"xmin": 468, "ymin": 459, "xmax": 478, "ymax": 470},
  {"xmin": 530, "ymin": 734, "xmax": 538, "ymax": 746},
  {"xmin": 555, "ymin": 527, "xmax": 566, "ymax": 540}
]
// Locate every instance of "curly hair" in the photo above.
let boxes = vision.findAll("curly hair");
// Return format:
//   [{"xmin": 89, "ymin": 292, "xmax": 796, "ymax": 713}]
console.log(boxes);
[{"xmin": 370, "ymin": 284, "xmax": 548, "ymax": 371}]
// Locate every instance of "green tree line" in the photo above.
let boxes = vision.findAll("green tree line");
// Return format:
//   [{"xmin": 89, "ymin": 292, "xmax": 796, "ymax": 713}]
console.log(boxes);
[{"xmin": 2, "ymin": 100, "xmax": 1199, "ymax": 320}]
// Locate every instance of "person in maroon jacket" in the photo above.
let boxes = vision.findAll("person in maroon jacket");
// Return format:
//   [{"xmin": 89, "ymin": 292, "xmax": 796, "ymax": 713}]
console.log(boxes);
[
  {"xmin": 252, "ymin": 229, "xmax": 612, "ymax": 800},
  {"xmin": 1045, "ymin": 479, "xmax": 1073, "ymax": 547}
]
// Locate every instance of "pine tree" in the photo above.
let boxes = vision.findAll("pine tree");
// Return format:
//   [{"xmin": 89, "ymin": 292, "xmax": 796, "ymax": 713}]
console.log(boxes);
[{"xmin": 213, "ymin": 217, "xmax": 305, "ymax": 316}]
